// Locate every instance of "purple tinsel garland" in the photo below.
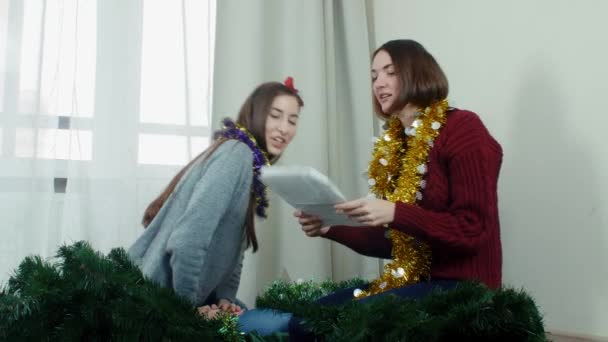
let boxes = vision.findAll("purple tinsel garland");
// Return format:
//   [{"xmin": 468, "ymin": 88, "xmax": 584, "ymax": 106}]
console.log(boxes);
[{"xmin": 213, "ymin": 117, "xmax": 269, "ymax": 218}]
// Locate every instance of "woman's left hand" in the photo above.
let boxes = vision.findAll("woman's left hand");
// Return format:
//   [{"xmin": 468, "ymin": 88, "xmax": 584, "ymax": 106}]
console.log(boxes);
[
  {"xmin": 218, "ymin": 298, "xmax": 244, "ymax": 316},
  {"xmin": 335, "ymin": 198, "xmax": 395, "ymax": 226},
  {"xmin": 198, "ymin": 300, "xmax": 244, "ymax": 319}
]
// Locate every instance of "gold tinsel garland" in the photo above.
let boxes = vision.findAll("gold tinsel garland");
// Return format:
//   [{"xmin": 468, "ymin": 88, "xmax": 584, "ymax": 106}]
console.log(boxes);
[{"xmin": 355, "ymin": 99, "xmax": 448, "ymax": 299}]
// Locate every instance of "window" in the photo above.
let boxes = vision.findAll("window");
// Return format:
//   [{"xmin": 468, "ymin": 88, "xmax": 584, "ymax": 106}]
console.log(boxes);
[
  {"xmin": 138, "ymin": 0, "xmax": 216, "ymax": 165},
  {"xmin": 15, "ymin": 128, "xmax": 92, "ymax": 160},
  {"xmin": 138, "ymin": 134, "xmax": 210, "ymax": 166},
  {"xmin": 1, "ymin": 0, "xmax": 96, "ymax": 161},
  {"xmin": 19, "ymin": 0, "xmax": 96, "ymax": 116},
  {"xmin": 1, "ymin": 0, "xmax": 216, "ymax": 165},
  {"xmin": 0, "ymin": 0, "xmax": 8, "ymax": 111}
]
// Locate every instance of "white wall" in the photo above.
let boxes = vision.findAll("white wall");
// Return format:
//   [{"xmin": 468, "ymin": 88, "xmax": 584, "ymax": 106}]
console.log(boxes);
[{"xmin": 372, "ymin": 0, "xmax": 608, "ymax": 337}]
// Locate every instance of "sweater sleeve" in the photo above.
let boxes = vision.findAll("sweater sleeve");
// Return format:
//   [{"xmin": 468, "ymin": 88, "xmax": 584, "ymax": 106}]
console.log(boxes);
[
  {"xmin": 391, "ymin": 118, "xmax": 502, "ymax": 255},
  {"xmin": 214, "ymin": 241, "xmax": 246, "ymax": 303},
  {"xmin": 166, "ymin": 141, "xmax": 253, "ymax": 305},
  {"xmin": 323, "ymin": 225, "xmax": 392, "ymax": 259}
]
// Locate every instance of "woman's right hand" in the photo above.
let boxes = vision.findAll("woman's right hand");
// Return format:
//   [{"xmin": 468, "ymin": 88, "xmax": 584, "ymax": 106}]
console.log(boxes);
[
  {"xmin": 294, "ymin": 210, "xmax": 330, "ymax": 237},
  {"xmin": 198, "ymin": 305, "xmax": 220, "ymax": 319}
]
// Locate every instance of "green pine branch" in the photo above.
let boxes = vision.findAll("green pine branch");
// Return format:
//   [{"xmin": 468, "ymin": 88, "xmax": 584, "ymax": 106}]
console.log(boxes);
[
  {"xmin": 255, "ymin": 279, "xmax": 547, "ymax": 341},
  {"xmin": 0, "ymin": 241, "xmax": 244, "ymax": 342},
  {"xmin": 0, "ymin": 241, "xmax": 548, "ymax": 341}
]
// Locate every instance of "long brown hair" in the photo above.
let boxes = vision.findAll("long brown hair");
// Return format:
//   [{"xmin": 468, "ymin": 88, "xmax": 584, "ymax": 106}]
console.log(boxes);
[
  {"xmin": 141, "ymin": 81, "xmax": 304, "ymax": 252},
  {"xmin": 372, "ymin": 40, "xmax": 449, "ymax": 119}
]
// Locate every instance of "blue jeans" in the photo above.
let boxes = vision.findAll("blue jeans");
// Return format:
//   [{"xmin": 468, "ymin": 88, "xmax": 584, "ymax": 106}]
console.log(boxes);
[
  {"xmin": 238, "ymin": 280, "xmax": 459, "ymax": 337},
  {"xmin": 238, "ymin": 308, "xmax": 293, "ymax": 336}
]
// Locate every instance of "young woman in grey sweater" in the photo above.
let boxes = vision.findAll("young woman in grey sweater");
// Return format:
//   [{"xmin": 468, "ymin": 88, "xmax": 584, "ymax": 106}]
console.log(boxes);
[{"xmin": 128, "ymin": 79, "xmax": 303, "ymax": 317}]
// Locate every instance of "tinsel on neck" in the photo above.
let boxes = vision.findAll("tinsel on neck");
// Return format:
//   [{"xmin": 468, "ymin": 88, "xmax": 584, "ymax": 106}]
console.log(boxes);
[
  {"xmin": 213, "ymin": 117, "xmax": 270, "ymax": 218},
  {"xmin": 358, "ymin": 99, "xmax": 448, "ymax": 299}
]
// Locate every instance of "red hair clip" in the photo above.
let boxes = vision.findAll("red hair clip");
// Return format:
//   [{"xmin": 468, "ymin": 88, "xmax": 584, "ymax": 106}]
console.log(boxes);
[{"xmin": 284, "ymin": 76, "xmax": 298, "ymax": 93}]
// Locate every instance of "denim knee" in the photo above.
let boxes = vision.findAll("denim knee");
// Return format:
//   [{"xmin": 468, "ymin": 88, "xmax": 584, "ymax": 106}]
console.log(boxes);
[{"xmin": 238, "ymin": 308, "xmax": 292, "ymax": 336}]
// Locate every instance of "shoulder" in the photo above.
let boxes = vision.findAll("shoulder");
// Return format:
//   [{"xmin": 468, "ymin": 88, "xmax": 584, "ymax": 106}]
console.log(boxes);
[
  {"xmin": 185, "ymin": 140, "xmax": 255, "ymax": 181},
  {"xmin": 439, "ymin": 108, "xmax": 502, "ymax": 156},
  {"xmin": 445, "ymin": 108, "xmax": 486, "ymax": 132},
  {"xmin": 209, "ymin": 140, "xmax": 254, "ymax": 167},
  {"xmin": 215, "ymin": 140, "xmax": 254, "ymax": 159}
]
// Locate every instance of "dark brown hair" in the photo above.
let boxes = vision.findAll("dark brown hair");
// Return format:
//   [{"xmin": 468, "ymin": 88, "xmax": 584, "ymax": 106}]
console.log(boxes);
[
  {"xmin": 372, "ymin": 39, "xmax": 449, "ymax": 119},
  {"xmin": 142, "ymin": 82, "xmax": 303, "ymax": 252}
]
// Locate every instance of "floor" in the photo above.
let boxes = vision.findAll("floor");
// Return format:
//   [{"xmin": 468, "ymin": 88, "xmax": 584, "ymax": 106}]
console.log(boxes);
[{"xmin": 546, "ymin": 332, "xmax": 606, "ymax": 341}]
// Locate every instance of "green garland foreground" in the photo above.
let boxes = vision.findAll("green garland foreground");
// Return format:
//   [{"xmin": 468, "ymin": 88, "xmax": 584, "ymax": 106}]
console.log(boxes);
[
  {"xmin": 255, "ymin": 279, "xmax": 547, "ymax": 341},
  {"xmin": 1, "ymin": 242, "xmax": 547, "ymax": 341},
  {"xmin": 0, "ymin": 241, "xmax": 243, "ymax": 341}
]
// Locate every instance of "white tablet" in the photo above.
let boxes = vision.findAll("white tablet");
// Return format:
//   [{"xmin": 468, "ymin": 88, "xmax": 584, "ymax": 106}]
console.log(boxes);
[{"xmin": 260, "ymin": 165, "xmax": 359, "ymax": 226}]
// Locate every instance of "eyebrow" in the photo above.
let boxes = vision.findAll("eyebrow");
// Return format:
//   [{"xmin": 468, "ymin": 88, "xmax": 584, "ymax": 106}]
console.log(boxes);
[
  {"xmin": 271, "ymin": 107, "xmax": 299, "ymax": 117},
  {"xmin": 371, "ymin": 63, "xmax": 394, "ymax": 73}
]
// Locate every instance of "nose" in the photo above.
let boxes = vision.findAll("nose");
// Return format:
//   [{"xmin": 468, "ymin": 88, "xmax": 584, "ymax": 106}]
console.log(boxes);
[
  {"xmin": 374, "ymin": 75, "xmax": 386, "ymax": 91},
  {"xmin": 277, "ymin": 119, "xmax": 289, "ymax": 135}
]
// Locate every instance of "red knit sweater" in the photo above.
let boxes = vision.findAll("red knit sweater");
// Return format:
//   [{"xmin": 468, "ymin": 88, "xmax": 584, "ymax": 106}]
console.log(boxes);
[{"xmin": 324, "ymin": 109, "xmax": 503, "ymax": 288}]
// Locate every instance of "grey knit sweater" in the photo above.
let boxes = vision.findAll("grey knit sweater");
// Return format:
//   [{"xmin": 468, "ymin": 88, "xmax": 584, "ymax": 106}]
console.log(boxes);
[{"xmin": 128, "ymin": 140, "xmax": 253, "ymax": 306}]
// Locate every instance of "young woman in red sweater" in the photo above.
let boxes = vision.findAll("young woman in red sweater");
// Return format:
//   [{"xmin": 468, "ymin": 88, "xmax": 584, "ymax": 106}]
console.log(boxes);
[
  {"xmin": 239, "ymin": 39, "xmax": 503, "ymax": 338},
  {"xmin": 297, "ymin": 39, "xmax": 503, "ymax": 302}
]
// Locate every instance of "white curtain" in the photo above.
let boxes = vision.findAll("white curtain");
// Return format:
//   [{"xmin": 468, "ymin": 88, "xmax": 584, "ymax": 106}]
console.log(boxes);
[
  {"xmin": 0, "ymin": 0, "xmax": 216, "ymax": 284},
  {"xmin": 213, "ymin": 0, "xmax": 382, "ymax": 307},
  {"xmin": 1, "ymin": 0, "xmax": 383, "ymax": 308}
]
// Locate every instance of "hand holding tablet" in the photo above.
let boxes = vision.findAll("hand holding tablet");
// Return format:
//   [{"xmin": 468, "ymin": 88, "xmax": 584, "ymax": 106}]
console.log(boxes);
[{"xmin": 260, "ymin": 165, "xmax": 359, "ymax": 226}]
